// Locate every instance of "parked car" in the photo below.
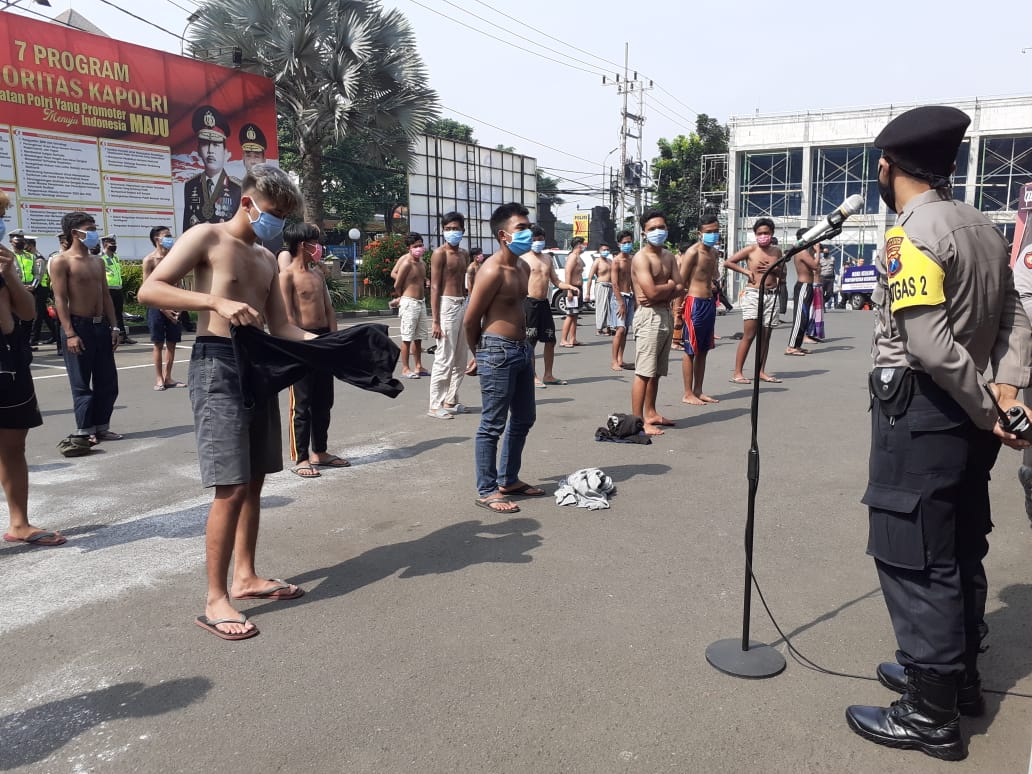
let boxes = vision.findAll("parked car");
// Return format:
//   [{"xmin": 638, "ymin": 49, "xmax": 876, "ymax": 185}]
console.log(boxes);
[{"xmin": 546, "ymin": 249, "xmax": 595, "ymax": 315}]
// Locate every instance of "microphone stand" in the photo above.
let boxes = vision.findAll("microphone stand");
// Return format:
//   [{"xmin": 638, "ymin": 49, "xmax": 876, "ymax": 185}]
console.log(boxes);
[{"xmin": 706, "ymin": 227, "xmax": 841, "ymax": 678}]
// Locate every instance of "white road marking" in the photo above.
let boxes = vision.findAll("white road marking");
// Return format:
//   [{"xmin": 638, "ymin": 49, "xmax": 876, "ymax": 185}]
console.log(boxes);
[{"xmin": 32, "ymin": 359, "xmax": 190, "ymax": 381}]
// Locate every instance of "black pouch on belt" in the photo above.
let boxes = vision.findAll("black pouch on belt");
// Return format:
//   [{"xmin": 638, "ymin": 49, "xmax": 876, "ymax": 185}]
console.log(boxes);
[{"xmin": 869, "ymin": 366, "xmax": 914, "ymax": 420}]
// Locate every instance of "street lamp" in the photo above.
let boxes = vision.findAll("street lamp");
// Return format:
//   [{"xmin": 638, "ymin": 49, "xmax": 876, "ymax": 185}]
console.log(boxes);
[
  {"xmin": 181, "ymin": 10, "xmax": 201, "ymax": 56},
  {"xmin": 348, "ymin": 227, "xmax": 362, "ymax": 303}
]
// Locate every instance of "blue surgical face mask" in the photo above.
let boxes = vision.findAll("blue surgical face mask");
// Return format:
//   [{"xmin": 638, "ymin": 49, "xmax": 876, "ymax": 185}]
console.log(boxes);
[
  {"xmin": 444, "ymin": 230, "xmax": 463, "ymax": 247},
  {"xmin": 247, "ymin": 200, "xmax": 285, "ymax": 241},
  {"xmin": 645, "ymin": 228, "xmax": 668, "ymax": 246},
  {"xmin": 531, "ymin": 240, "xmax": 545, "ymax": 254},
  {"xmin": 0, "ymin": 221, "xmax": 7, "ymax": 242},
  {"xmin": 506, "ymin": 228, "xmax": 533, "ymax": 256},
  {"xmin": 599, "ymin": 250, "xmax": 610, "ymax": 258},
  {"xmin": 620, "ymin": 242, "xmax": 633, "ymax": 254},
  {"xmin": 76, "ymin": 229, "xmax": 100, "ymax": 249},
  {"xmin": 160, "ymin": 236, "xmax": 175, "ymax": 250},
  {"xmin": 701, "ymin": 232, "xmax": 720, "ymax": 247}
]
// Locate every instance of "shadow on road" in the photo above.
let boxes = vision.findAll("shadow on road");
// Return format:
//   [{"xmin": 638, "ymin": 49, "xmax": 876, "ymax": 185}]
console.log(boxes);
[
  {"xmin": 349, "ymin": 436, "xmax": 468, "ymax": 467},
  {"xmin": 244, "ymin": 517, "xmax": 543, "ymax": 618},
  {"xmin": 0, "ymin": 677, "xmax": 212, "ymax": 770},
  {"xmin": 40, "ymin": 404, "xmax": 126, "ymax": 418},
  {"xmin": 968, "ymin": 583, "xmax": 1032, "ymax": 733},
  {"xmin": 769, "ymin": 587, "xmax": 882, "ymax": 648},
  {"xmin": 677, "ymin": 408, "xmax": 750, "ymax": 428},
  {"xmin": 564, "ymin": 375, "xmax": 628, "ymax": 385},
  {"xmin": 534, "ymin": 397, "xmax": 574, "ymax": 406},
  {"xmin": 539, "ymin": 463, "xmax": 671, "ymax": 484},
  {"xmin": 117, "ymin": 424, "xmax": 195, "ymax": 441},
  {"xmin": 27, "ymin": 462, "xmax": 73, "ymax": 473},
  {"xmin": 774, "ymin": 370, "xmax": 829, "ymax": 380}
]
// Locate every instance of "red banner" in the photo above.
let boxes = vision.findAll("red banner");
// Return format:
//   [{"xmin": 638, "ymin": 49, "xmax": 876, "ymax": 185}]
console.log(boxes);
[
  {"xmin": 1010, "ymin": 182, "xmax": 1032, "ymax": 269},
  {"xmin": 0, "ymin": 12, "xmax": 277, "ymax": 257}
]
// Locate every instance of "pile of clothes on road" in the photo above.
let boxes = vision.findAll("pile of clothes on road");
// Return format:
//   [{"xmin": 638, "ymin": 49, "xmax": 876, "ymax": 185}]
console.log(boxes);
[{"xmin": 554, "ymin": 468, "xmax": 616, "ymax": 511}]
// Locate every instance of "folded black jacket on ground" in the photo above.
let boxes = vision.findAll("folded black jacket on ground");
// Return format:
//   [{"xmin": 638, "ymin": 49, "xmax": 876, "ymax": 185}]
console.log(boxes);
[
  {"xmin": 230, "ymin": 324, "xmax": 404, "ymax": 408},
  {"xmin": 595, "ymin": 413, "xmax": 651, "ymax": 444}
]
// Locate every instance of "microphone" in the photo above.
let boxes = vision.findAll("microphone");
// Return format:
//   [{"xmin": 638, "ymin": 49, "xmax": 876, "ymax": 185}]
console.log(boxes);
[{"xmin": 796, "ymin": 194, "xmax": 865, "ymax": 245}]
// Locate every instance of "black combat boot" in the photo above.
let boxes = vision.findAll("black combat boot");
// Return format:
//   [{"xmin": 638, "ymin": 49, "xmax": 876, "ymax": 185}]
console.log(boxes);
[
  {"xmin": 846, "ymin": 669, "xmax": 965, "ymax": 761},
  {"xmin": 876, "ymin": 662, "xmax": 985, "ymax": 716}
]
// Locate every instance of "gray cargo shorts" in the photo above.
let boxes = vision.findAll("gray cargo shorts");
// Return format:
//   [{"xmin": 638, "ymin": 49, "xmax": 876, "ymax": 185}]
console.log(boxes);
[{"xmin": 188, "ymin": 336, "xmax": 282, "ymax": 488}]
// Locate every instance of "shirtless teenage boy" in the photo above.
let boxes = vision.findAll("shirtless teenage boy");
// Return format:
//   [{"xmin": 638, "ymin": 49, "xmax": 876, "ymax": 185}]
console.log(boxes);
[
  {"xmin": 394, "ymin": 233, "xmax": 430, "ymax": 379},
  {"xmin": 726, "ymin": 217, "xmax": 784, "ymax": 384},
  {"xmin": 465, "ymin": 202, "xmax": 545, "ymax": 513},
  {"xmin": 560, "ymin": 236, "xmax": 586, "ymax": 347},
  {"xmin": 610, "ymin": 230, "xmax": 636, "ymax": 371},
  {"xmin": 49, "ymin": 212, "xmax": 122, "ymax": 451},
  {"xmin": 142, "ymin": 226, "xmax": 184, "ymax": 391},
  {"xmin": 525, "ymin": 226, "xmax": 578, "ymax": 386},
  {"xmin": 0, "ymin": 192, "xmax": 66, "ymax": 547},
  {"xmin": 679, "ymin": 215, "xmax": 722, "ymax": 405},
  {"xmin": 786, "ymin": 226, "xmax": 821, "ymax": 356},
  {"xmin": 586, "ymin": 242, "xmax": 615, "ymax": 335},
  {"xmin": 427, "ymin": 211, "xmax": 469, "ymax": 419},
  {"xmin": 139, "ymin": 163, "xmax": 311, "ymax": 640},
  {"xmin": 631, "ymin": 210, "xmax": 683, "ymax": 435},
  {"xmin": 280, "ymin": 222, "xmax": 346, "ymax": 477}
]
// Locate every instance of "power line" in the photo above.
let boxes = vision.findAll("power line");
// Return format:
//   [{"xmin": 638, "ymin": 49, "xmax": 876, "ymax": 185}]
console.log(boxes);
[
  {"xmin": 652, "ymin": 82, "xmax": 700, "ymax": 119},
  {"xmin": 161, "ymin": 0, "xmax": 195, "ymax": 15},
  {"xmin": 435, "ymin": 0, "xmax": 610, "ymax": 77},
  {"xmin": 470, "ymin": 0, "xmax": 626, "ymax": 73},
  {"xmin": 95, "ymin": 0, "xmax": 186, "ymax": 42},
  {"xmin": 647, "ymin": 101, "xmax": 696, "ymax": 134},
  {"xmin": 444, "ymin": 107, "xmax": 597, "ymax": 167},
  {"xmin": 403, "ymin": 0, "xmax": 604, "ymax": 78},
  {"xmin": 650, "ymin": 96, "xmax": 698, "ymax": 129},
  {"xmin": 5, "ymin": 6, "xmax": 90, "ymax": 31}
]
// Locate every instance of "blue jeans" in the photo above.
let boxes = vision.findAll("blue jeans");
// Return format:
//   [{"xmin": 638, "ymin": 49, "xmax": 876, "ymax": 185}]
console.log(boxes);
[
  {"xmin": 61, "ymin": 316, "xmax": 119, "ymax": 436},
  {"xmin": 474, "ymin": 334, "xmax": 536, "ymax": 497}
]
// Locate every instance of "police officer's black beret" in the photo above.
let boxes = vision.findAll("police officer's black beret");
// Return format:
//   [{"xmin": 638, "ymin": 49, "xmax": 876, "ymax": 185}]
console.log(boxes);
[
  {"xmin": 239, "ymin": 123, "xmax": 267, "ymax": 152},
  {"xmin": 192, "ymin": 105, "xmax": 230, "ymax": 143},
  {"xmin": 874, "ymin": 106, "xmax": 970, "ymax": 177}
]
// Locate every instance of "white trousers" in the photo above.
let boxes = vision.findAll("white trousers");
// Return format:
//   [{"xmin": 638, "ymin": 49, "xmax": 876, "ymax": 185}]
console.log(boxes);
[{"xmin": 428, "ymin": 296, "xmax": 467, "ymax": 410}]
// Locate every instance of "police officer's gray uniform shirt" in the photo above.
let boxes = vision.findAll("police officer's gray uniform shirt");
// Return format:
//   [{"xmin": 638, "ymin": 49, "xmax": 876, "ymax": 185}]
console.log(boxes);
[{"xmin": 871, "ymin": 188, "xmax": 1032, "ymax": 429}]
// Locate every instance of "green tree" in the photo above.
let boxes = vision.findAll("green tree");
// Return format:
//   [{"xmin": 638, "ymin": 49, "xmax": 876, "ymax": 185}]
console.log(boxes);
[
  {"xmin": 424, "ymin": 119, "xmax": 476, "ymax": 143},
  {"xmin": 278, "ymin": 125, "xmax": 408, "ymax": 232},
  {"xmin": 188, "ymin": 0, "xmax": 438, "ymax": 225},
  {"xmin": 537, "ymin": 171, "xmax": 563, "ymax": 208},
  {"xmin": 652, "ymin": 114, "xmax": 729, "ymax": 244}
]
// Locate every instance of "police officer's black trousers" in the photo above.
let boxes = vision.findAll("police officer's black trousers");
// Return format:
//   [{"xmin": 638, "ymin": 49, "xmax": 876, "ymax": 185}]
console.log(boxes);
[
  {"xmin": 109, "ymin": 288, "xmax": 126, "ymax": 337},
  {"xmin": 30, "ymin": 287, "xmax": 58, "ymax": 344},
  {"xmin": 863, "ymin": 379, "xmax": 999, "ymax": 677}
]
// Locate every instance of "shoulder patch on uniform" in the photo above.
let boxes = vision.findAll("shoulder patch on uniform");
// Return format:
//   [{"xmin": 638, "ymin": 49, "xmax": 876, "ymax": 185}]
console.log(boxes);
[{"xmin": 884, "ymin": 226, "xmax": 945, "ymax": 313}]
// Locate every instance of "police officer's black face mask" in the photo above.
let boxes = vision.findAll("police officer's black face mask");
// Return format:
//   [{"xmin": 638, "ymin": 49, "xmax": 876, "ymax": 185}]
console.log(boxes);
[
  {"xmin": 11, "ymin": 240, "xmax": 23, "ymax": 250},
  {"xmin": 878, "ymin": 162, "xmax": 898, "ymax": 214}
]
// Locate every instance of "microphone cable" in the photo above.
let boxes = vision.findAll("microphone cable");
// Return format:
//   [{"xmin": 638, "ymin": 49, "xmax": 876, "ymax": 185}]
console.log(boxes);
[{"xmin": 745, "ymin": 560, "xmax": 1032, "ymax": 700}]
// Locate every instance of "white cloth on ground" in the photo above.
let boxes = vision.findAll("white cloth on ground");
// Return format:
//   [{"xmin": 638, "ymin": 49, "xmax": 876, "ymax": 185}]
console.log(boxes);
[{"xmin": 554, "ymin": 467, "xmax": 616, "ymax": 510}]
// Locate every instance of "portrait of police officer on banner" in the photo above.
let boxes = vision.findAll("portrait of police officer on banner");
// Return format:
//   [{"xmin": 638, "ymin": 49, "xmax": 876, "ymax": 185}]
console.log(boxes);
[
  {"xmin": 239, "ymin": 122, "xmax": 268, "ymax": 174},
  {"xmin": 182, "ymin": 105, "xmax": 241, "ymax": 233}
]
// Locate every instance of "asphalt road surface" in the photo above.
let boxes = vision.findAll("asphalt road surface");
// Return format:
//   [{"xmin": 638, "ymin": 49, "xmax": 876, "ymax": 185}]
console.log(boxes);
[{"xmin": 3, "ymin": 309, "xmax": 1031, "ymax": 774}]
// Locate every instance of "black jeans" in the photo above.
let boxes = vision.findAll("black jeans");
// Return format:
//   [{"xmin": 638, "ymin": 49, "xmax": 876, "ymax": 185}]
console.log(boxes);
[{"xmin": 61, "ymin": 317, "xmax": 119, "ymax": 435}]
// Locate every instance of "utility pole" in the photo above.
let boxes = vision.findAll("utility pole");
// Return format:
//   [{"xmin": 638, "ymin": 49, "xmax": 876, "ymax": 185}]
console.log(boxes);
[{"xmin": 603, "ymin": 44, "xmax": 651, "ymax": 244}]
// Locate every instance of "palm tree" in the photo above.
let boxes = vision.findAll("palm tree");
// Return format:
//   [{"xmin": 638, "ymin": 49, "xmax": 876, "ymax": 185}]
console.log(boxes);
[{"xmin": 188, "ymin": 0, "xmax": 438, "ymax": 224}]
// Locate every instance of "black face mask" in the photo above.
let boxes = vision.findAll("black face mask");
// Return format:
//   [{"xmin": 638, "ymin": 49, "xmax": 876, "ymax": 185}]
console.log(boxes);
[
  {"xmin": 11, "ymin": 241, "xmax": 23, "ymax": 251},
  {"xmin": 878, "ymin": 164, "xmax": 897, "ymax": 214}
]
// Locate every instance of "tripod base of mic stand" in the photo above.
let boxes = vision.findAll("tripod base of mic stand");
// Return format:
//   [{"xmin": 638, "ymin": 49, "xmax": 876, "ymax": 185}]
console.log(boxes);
[{"xmin": 706, "ymin": 638, "xmax": 786, "ymax": 679}]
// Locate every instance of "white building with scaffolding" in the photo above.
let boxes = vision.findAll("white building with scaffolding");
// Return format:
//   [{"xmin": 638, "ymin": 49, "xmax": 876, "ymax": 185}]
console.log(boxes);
[{"xmin": 722, "ymin": 94, "xmax": 1032, "ymax": 284}]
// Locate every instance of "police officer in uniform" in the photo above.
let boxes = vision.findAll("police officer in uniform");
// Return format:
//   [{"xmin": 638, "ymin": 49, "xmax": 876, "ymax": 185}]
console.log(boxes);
[
  {"xmin": 100, "ymin": 235, "xmax": 135, "ymax": 345},
  {"xmin": 182, "ymin": 105, "xmax": 241, "ymax": 234},
  {"xmin": 845, "ymin": 106, "xmax": 1032, "ymax": 761},
  {"xmin": 9, "ymin": 229, "xmax": 35, "ymax": 342},
  {"xmin": 26, "ymin": 236, "xmax": 60, "ymax": 352},
  {"xmin": 239, "ymin": 122, "xmax": 268, "ymax": 174}
]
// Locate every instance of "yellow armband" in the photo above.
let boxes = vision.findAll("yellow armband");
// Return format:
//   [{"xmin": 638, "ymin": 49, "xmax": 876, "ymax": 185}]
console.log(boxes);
[{"xmin": 884, "ymin": 226, "xmax": 945, "ymax": 313}]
